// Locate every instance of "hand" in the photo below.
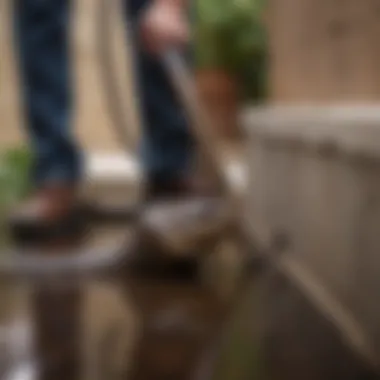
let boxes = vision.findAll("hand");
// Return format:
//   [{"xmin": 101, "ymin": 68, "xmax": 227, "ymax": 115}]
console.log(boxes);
[{"xmin": 140, "ymin": 1, "xmax": 189, "ymax": 55}]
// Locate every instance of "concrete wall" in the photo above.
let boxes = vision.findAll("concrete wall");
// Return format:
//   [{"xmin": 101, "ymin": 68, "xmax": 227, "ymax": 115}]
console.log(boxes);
[{"xmin": 245, "ymin": 106, "xmax": 380, "ymax": 377}]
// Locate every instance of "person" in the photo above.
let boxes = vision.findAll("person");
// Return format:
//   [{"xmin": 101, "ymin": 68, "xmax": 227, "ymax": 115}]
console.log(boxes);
[{"xmin": 11, "ymin": 0, "xmax": 195, "ymax": 229}]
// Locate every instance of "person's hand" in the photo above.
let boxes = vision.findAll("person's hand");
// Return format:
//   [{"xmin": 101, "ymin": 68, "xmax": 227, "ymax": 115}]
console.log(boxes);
[{"xmin": 140, "ymin": 1, "xmax": 189, "ymax": 55}]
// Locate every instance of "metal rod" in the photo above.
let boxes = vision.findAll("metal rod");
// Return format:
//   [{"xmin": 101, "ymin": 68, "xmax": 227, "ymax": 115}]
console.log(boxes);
[{"xmin": 161, "ymin": 50, "xmax": 232, "ymax": 198}]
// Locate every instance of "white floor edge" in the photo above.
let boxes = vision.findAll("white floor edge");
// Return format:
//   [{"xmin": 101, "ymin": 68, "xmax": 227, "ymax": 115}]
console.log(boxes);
[{"xmin": 85, "ymin": 152, "xmax": 247, "ymax": 194}]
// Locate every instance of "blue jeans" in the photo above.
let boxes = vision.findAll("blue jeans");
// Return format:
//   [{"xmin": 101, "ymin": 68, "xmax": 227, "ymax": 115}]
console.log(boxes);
[{"xmin": 13, "ymin": 0, "xmax": 193, "ymax": 186}]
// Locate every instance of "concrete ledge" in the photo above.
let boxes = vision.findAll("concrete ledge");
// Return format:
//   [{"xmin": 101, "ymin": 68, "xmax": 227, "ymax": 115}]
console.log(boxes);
[
  {"xmin": 0, "ymin": 151, "xmax": 247, "ymax": 201},
  {"xmin": 243, "ymin": 105, "xmax": 380, "ymax": 160},
  {"xmin": 85, "ymin": 152, "xmax": 142, "ymax": 184},
  {"xmin": 83, "ymin": 152, "xmax": 247, "ymax": 198}
]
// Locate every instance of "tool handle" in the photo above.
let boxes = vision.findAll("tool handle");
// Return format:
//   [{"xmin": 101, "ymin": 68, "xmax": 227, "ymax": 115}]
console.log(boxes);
[{"xmin": 161, "ymin": 49, "xmax": 231, "ymax": 196}]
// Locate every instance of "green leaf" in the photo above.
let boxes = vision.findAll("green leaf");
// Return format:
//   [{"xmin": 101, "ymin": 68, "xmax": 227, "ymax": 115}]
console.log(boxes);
[{"xmin": 0, "ymin": 147, "xmax": 32, "ymax": 247}]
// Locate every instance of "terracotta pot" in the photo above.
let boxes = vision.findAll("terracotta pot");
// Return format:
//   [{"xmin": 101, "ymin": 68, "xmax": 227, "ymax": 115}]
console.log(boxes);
[{"xmin": 196, "ymin": 69, "xmax": 240, "ymax": 140}]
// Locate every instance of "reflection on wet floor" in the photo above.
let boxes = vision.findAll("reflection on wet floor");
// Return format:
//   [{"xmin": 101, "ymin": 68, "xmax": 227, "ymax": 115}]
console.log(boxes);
[{"xmin": 0, "ymin": 222, "xmax": 245, "ymax": 380}]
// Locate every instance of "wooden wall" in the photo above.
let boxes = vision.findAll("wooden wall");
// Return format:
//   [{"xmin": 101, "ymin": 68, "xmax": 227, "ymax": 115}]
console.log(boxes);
[{"xmin": 268, "ymin": 0, "xmax": 380, "ymax": 102}]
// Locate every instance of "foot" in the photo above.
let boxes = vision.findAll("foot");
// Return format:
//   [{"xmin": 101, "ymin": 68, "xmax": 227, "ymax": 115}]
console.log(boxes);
[{"xmin": 9, "ymin": 185, "xmax": 78, "ymax": 227}]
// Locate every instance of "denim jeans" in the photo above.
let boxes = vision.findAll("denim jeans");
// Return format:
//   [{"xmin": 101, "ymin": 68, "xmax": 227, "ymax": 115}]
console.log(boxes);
[{"xmin": 13, "ymin": 0, "xmax": 193, "ymax": 186}]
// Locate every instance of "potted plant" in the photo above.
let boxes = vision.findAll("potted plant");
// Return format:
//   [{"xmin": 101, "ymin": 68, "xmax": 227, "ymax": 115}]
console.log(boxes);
[{"xmin": 194, "ymin": 0, "xmax": 267, "ymax": 140}]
